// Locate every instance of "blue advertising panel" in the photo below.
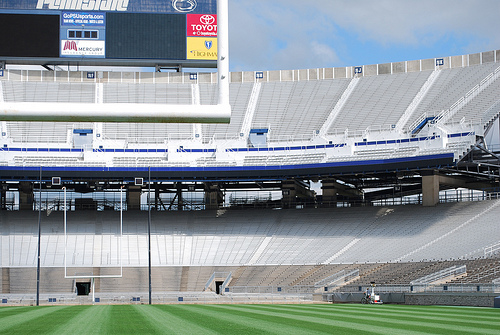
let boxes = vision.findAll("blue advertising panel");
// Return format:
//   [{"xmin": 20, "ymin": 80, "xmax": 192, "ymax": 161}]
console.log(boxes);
[
  {"xmin": 0, "ymin": 0, "xmax": 216, "ymax": 14},
  {"xmin": 61, "ymin": 11, "xmax": 105, "ymax": 26},
  {"xmin": 60, "ymin": 12, "xmax": 106, "ymax": 58}
]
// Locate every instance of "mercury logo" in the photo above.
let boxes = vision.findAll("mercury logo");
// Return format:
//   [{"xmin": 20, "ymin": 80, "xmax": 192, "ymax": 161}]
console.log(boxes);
[
  {"xmin": 200, "ymin": 15, "xmax": 215, "ymax": 25},
  {"xmin": 63, "ymin": 41, "xmax": 78, "ymax": 51},
  {"xmin": 172, "ymin": 0, "xmax": 197, "ymax": 12}
]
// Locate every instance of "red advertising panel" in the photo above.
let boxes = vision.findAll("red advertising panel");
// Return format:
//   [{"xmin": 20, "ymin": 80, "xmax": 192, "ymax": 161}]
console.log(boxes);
[{"xmin": 187, "ymin": 14, "xmax": 217, "ymax": 37}]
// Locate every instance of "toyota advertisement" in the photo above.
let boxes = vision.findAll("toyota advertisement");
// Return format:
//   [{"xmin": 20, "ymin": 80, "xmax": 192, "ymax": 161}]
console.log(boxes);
[
  {"xmin": 187, "ymin": 13, "xmax": 217, "ymax": 60},
  {"xmin": 187, "ymin": 14, "xmax": 217, "ymax": 37}
]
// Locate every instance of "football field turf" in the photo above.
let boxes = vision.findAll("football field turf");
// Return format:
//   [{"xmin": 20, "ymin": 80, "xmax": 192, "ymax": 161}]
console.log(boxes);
[{"xmin": 0, "ymin": 303, "xmax": 499, "ymax": 334}]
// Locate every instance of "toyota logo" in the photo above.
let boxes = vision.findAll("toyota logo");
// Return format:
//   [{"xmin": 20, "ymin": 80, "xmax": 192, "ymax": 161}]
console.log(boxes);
[
  {"xmin": 200, "ymin": 15, "xmax": 215, "ymax": 25},
  {"xmin": 172, "ymin": 0, "xmax": 197, "ymax": 12}
]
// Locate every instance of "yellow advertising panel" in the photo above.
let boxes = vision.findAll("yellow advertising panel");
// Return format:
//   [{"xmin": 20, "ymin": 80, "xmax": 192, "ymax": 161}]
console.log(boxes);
[{"xmin": 187, "ymin": 37, "xmax": 217, "ymax": 60}]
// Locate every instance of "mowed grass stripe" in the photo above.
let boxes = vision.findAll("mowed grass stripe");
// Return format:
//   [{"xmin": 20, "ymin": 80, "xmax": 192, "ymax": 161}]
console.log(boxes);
[
  {"xmin": 101, "ymin": 305, "xmax": 167, "ymax": 334},
  {"xmin": 0, "ymin": 306, "xmax": 70, "ymax": 334},
  {"xmin": 134, "ymin": 305, "xmax": 220, "ymax": 335},
  {"xmin": 0, "ymin": 304, "xmax": 498, "ymax": 334},
  {"xmin": 0, "ymin": 306, "xmax": 31, "ymax": 315},
  {"xmin": 50, "ymin": 305, "xmax": 110, "ymax": 335},
  {"xmin": 211, "ymin": 304, "xmax": 431, "ymax": 335},
  {"xmin": 241, "ymin": 304, "xmax": 498, "ymax": 335},
  {"xmin": 267, "ymin": 304, "xmax": 500, "ymax": 334},
  {"xmin": 338, "ymin": 305, "xmax": 500, "ymax": 327},
  {"xmin": 286, "ymin": 304, "xmax": 500, "ymax": 329},
  {"xmin": 172, "ymin": 304, "xmax": 334, "ymax": 335},
  {"xmin": 317, "ymin": 304, "xmax": 500, "ymax": 321}
]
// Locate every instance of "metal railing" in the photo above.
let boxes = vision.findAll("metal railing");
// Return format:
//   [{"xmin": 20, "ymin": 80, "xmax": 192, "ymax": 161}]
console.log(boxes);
[
  {"xmin": 410, "ymin": 265, "xmax": 466, "ymax": 285},
  {"xmin": 484, "ymin": 242, "xmax": 500, "ymax": 257},
  {"xmin": 315, "ymin": 269, "xmax": 359, "ymax": 287}
]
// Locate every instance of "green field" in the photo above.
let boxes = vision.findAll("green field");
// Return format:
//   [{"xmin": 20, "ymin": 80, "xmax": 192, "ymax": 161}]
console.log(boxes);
[{"xmin": 0, "ymin": 304, "xmax": 499, "ymax": 334}]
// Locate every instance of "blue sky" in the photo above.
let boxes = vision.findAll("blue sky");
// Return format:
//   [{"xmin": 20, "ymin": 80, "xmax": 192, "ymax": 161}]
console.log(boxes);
[{"xmin": 228, "ymin": 0, "xmax": 500, "ymax": 72}]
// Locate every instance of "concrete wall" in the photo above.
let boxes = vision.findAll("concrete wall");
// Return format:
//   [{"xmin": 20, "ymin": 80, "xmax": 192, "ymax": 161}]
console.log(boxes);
[
  {"xmin": 328, "ymin": 292, "xmax": 405, "ymax": 304},
  {"xmin": 405, "ymin": 293, "xmax": 497, "ymax": 307},
  {"xmin": 326, "ymin": 292, "xmax": 498, "ymax": 307}
]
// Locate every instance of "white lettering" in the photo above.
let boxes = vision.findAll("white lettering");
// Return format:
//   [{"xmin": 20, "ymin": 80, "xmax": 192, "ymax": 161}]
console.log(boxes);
[
  {"xmin": 36, "ymin": 0, "xmax": 46, "ymax": 9},
  {"xmin": 99, "ymin": 0, "xmax": 111, "ymax": 10},
  {"xmin": 37, "ymin": 0, "xmax": 128, "ymax": 11},
  {"xmin": 81, "ymin": 0, "xmax": 95, "ymax": 10}
]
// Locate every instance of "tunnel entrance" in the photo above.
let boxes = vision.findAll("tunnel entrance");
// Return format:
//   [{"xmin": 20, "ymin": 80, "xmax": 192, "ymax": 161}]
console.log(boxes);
[{"xmin": 76, "ymin": 282, "xmax": 91, "ymax": 296}]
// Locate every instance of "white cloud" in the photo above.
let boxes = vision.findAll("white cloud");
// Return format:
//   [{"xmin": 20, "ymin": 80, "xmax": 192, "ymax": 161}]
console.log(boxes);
[{"xmin": 229, "ymin": 0, "xmax": 500, "ymax": 71}]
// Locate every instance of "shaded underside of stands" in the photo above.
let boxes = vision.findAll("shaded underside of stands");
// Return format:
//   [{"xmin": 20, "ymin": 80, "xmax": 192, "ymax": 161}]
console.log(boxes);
[{"xmin": 0, "ymin": 153, "xmax": 454, "ymax": 181}]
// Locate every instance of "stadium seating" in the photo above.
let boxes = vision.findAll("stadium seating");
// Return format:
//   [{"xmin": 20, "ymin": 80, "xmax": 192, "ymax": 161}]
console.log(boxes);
[
  {"xmin": 1, "ymin": 50, "xmax": 500, "ymax": 299},
  {"xmin": 1, "ymin": 50, "xmax": 498, "ymax": 170},
  {"xmin": 2, "ymin": 201, "xmax": 499, "ymax": 269}
]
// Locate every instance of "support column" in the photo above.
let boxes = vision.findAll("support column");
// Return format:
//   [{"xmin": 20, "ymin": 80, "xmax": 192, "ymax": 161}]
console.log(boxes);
[
  {"xmin": 282, "ymin": 179, "xmax": 316, "ymax": 208},
  {"xmin": 154, "ymin": 187, "xmax": 160, "ymax": 211},
  {"xmin": 321, "ymin": 180, "xmax": 338, "ymax": 207},
  {"xmin": 176, "ymin": 182, "xmax": 183, "ymax": 211},
  {"xmin": 127, "ymin": 185, "xmax": 141, "ymax": 210},
  {"xmin": 1, "ymin": 182, "xmax": 6, "ymax": 210},
  {"xmin": 422, "ymin": 173, "xmax": 440, "ymax": 207},
  {"xmin": 204, "ymin": 183, "xmax": 223, "ymax": 210},
  {"xmin": 281, "ymin": 180, "xmax": 297, "ymax": 209},
  {"xmin": 19, "ymin": 181, "xmax": 34, "ymax": 210}
]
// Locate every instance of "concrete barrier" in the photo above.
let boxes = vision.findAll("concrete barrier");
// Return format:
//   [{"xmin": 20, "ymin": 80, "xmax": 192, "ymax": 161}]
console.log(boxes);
[{"xmin": 406, "ymin": 293, "xmax": 498, "ymax": 307}]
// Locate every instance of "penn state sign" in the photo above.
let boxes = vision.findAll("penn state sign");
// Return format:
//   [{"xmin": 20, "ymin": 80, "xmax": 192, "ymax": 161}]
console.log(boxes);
[{"xmin": 1, "ymin": 0, "xmax": 216, "ymax": 14}]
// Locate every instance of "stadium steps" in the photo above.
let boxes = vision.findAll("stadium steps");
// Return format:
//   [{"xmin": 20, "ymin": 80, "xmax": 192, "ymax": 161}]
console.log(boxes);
[
  {"xmin": 228, "ymin": 266, "xmax": 247, "ymax": 286},
  {"xmin": 269, "ymin": 265, "xmax": 321, "ymax": 287},
  {"xmin": 289, "ymin": 264, "xmax": 324, "ymax": 287},
  {"xmin": 264, "ymin": 265, "xmax": 294, "ymax": 286},
  {"xmin": 385, "ymin": 262, "xmax": 436, "ymax": 285},
  {"xmin": 345, "ymin": 263, "xmax": 393, "ymax": 286},
  {"xmin": 2, "ymin": 268, "xmax": 10, "ymax": 293},
  {"xmin": 447, "ymin": 258, "xmax": 500, "ymax": 284},
  {"xmin": 180, "ymin": 266, "xmax": 189, "ymax": 291},
  {"xmin": 439, "ymin": 64, "xmax": 500, "ymax": 125}
]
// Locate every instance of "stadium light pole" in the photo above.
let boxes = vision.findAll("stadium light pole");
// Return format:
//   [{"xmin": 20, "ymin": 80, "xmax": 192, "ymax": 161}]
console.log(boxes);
[
  {"xmin": 36, "ymin": 167, "xmax": 41, "ymax": 306},
  {"xmin": 148, "ymin": 167, "xmax": 152, "ymax": 305}
]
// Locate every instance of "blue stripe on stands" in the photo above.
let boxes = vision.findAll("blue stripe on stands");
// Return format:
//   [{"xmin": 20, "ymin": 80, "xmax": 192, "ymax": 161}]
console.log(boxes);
[
  {"xmin": 227, "ymin": 143, "xmax": 347, "ymax": 152},
  {"xmin": 0, "ymin": 153, "xmax": 454, "ymax": 172},
  {"xmin": 354, "ymin": 135, "xmax": 445, "ymax": 146},
  {"xmin": 448, "ymin": 132, "xmax": 474, "ymax": 138},
  {"xmin": 92, "ymin": 148, "xmax": 168, "ymax": 153},
  {"xmin": 177, "ymin": 149, "xmax": 216, "ymax": 153}
]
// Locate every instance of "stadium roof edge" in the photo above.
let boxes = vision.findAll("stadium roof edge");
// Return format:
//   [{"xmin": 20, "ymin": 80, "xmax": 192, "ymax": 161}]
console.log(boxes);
[
  {"xmin": 2, "ymin": 49, "xmax": 498, "ymax": 83},
  {"xmin": 229, "ymin": 49, "xmax": 499, "ymax": 83}
]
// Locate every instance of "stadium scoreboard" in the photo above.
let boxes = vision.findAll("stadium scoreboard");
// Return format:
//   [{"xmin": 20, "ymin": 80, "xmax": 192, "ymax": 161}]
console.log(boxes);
[{"xmin": 0, "ymin": 0, "xmax": 218, "ymax": 68}]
